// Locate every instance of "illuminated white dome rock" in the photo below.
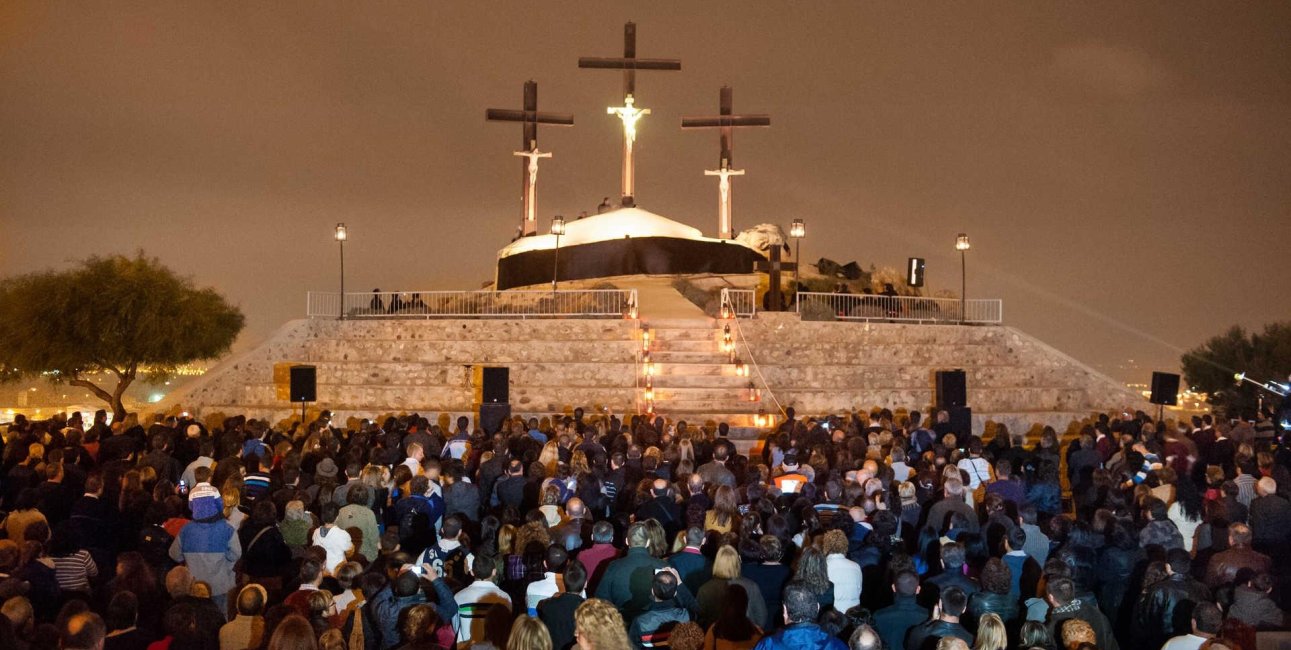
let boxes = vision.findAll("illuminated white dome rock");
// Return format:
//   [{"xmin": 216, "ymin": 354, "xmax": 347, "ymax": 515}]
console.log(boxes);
[{"xmin": 497, "ymin": 207, "xmax": 752, "ymax": 259}]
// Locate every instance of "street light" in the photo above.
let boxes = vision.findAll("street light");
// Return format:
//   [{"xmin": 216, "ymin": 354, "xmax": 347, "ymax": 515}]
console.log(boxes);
[
  {"xmin": 955, "ymin": 233, "xmax": 970, "ymax": 323},
  {"xmin": 790, "ymin": 219, "xmax": 805, "ymax": 307},
  {"xmin": 551, "ymin": 216, "xmax": 566, "ymax": 290},
  {"xmin": 335, "ymin": 223, "xmax": 348, "ymax": 319}
]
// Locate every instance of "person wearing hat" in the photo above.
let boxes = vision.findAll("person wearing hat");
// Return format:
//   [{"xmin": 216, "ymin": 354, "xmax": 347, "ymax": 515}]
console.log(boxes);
[
  {"xmin": 772, "ymin": 452, "xmax": 810, "ymax": 494},
  {"xmin": 169, "ymin": 482, "xmax": 241, "ymax": 615}
]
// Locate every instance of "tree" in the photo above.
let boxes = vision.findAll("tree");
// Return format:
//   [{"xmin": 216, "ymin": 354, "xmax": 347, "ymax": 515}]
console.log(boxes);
[
  {"xmin": 0, "ymin": 253, "xmax": 245, "ymax": 421},
  {"xmin": 1181, "ymin": 322, "xmax": 1291, "ymax": 417}
]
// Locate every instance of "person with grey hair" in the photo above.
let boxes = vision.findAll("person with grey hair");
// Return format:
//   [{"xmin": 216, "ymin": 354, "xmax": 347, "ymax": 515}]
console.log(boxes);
[
  {"xmin": 580, "ymin": 520, "xmax": 620, "ymax": 596},
  {"xmin": 595, "ymin": 522, "xmax": 666, "ymax": 623},
  {"xmin": 1204, "ymin": 522, "xmax": 1271, "ymax": 588},
  {"xmin": 667, "ymin": 527, "xmax": 711, "ymax": 596},
  {"xmin": 1249, "ymin": 476, "xmax": 1291, "ymax": 559}
]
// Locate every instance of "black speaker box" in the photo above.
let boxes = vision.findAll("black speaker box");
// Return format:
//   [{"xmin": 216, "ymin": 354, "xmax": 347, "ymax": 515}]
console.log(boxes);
[
  {"xmin": 1150, "ymin": 372, "xmax": 1180, "ymax": 406},
  {"xmin": 936, "ymin": 369, "xmax": 967, "ymax": 409},
  {"xmin": 907, "ymin": 257, "xmax": 926, "ymax": 287},
  {"xmin": 289, "ymin": 365, "xmax": 316, "ymax": 403},
  {"xmin": 482, "ymin": 367, "xmax": 509, "ymax": 403},
  {"xmin": 949, "ymin": 406, "xmax": 973, "ymax": 437},
  {"xmin": 480, "ymin": 402, "xmax": 512, "ymax": 435}
]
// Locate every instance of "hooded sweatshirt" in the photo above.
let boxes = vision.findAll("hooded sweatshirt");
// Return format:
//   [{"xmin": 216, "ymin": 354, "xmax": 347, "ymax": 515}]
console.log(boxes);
[{"xmin": 169, "ymin": 484, "xmax": 241, "ymax": 597}]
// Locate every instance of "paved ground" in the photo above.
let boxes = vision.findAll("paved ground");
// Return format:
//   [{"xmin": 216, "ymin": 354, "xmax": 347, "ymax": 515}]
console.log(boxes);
[{"xmin": 614, "ymin": 277, "xmax": 709, "ymax": 320}]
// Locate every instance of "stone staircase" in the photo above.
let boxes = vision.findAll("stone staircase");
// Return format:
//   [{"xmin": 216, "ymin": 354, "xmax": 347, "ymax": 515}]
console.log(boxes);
[
  {"xmin": 163, "ymin": 312, "xmax": 1144, "ymax": 456},
  {"xmin": 643, "ymin": 318, "xmax": 770, "ymax": 453}
]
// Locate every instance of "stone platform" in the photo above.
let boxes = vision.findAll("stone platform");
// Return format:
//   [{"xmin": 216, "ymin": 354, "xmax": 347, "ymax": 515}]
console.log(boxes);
[{"xmin": 164, "ymin": 312, "xmax": 1146, "ymax": 452}]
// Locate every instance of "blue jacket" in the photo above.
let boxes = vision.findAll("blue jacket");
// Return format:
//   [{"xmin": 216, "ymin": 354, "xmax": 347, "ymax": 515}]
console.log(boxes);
[
  {"xmin": 169, "ymin": 519, "xmax": 240, "ymax": 598},
  {"xmin": 753, "ymin": 623, "xmax": 846, "ymax": 650}
]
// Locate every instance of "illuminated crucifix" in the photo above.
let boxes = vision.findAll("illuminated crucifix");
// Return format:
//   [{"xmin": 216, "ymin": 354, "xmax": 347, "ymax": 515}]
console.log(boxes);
[
  {"xmin": 682, "ymin": 86, "xmax": 771, "ymax": 239},
  {"xmin": 486, "ymin": 80, "xmax": 574, "ymax": 237},
  {"xmin": 579, "ymin": 22, "xmax": 681, "ymax": 208}
]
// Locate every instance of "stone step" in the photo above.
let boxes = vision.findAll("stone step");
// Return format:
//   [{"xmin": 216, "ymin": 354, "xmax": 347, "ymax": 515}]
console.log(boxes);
[
  {"xmin": 303, "ymin": 339, "xmax": 638, "ymax": 364},
  {"xmin": 652, "ymin": 387, "xmax": 756, "ymax": 402},
  {"xmin": 649, "ymin": 350, "xmax": 731, "ymax": 363},
  {"xmin": 648, "ymin": 374, "xmax": 751, "ymax": 388},
  {"xmin": 642, "ymin": 318, "xmax": 716, "ymax": 330},
  {"xmin": 652, "ymin": 363, "xmax": 732, "ymax": 377},
  {"xmin": 650, "ymin": 339, "xmax": 721, "ymax": 353},
  {"xmin": 649, "ymin": 328, "xmax": 721, "ymax": 342}
]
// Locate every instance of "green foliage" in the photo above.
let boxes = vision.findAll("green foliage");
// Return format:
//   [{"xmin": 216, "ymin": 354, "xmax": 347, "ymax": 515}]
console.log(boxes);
[
  {"xmin": 0, "ymin": 253, "xmax": 245, "ymax": 419},
  {"xmin": 1181, "ymin": 322, "xmax": 1291, "ymax": 416}
]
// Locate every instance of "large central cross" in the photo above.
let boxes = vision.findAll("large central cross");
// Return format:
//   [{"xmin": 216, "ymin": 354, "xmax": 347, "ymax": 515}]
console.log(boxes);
[
  {"xmin": 681, "ymin": 86, "xmax": 771, "ymax": 239},
  {"xmin": 754, "ymin": 246, "xmax": 797, "ymax": 312},
  {"xmin": 486, "ymin": 80, "xmax": 574, "ymax": 237},
  {"xmin": 579, "ymin": 22, "xmax": 681, "ymax": 208}
]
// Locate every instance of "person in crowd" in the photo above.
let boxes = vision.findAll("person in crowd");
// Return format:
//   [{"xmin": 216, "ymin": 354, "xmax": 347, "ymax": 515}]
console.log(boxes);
[
  {"xmin": 221, "ymin": 584, "xmax": 268, "ymax": 650},
  {"xmin": 538, "ymin": 559, "xmax": 587, "ymax": 650},
  {"xmin": 4, "ymin": 403, "xmax": 1290, "ymax": 650},
  {"xmin": 629, "ymin": 569, "xmax": 692, "ymax": 649},
  {"xmin": 697, "ymin": 545, "xmax": 767, "ymax": 629},
  {"xmin": 1160, "ymin": 602, "xmax": 1221, "ymax": 650},
  {"xmin": 751, "ymin": 581, "xmax": 845, "ymax": 650},
  {"xmin": 873, "ymin": 571, "xmax": 928, "ymax": 650},
  {"xmin": 595, "ymin": 523, "xmax": 665, "ymax": 623},
  {"xmin": 821, "ymin": 530, "xmax": 862, "ymax": 612},
  {"xmin": 905, "ymin": 587, "xmax": 973, "ymax": 650},
  {"xmin": 575, "ymin": 598, "xmax": 633, "ymax": 650}
]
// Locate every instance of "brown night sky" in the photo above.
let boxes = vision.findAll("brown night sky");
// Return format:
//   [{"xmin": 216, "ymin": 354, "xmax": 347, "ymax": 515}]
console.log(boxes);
[{"xmin": 2, "ymin": 2, "xmax": 1289, "ymax": 384}]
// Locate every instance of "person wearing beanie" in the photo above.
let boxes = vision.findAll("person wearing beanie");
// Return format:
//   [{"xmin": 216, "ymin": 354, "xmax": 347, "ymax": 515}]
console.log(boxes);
[{"xmin": 169, "ymin": 483, "xmax": 242, "ymax": 615}]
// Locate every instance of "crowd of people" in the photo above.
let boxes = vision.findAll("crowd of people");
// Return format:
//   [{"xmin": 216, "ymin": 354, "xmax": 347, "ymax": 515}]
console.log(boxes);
[{"xmin": 0, "ymin": 403, "xmax": 1288, "ymax": 650}]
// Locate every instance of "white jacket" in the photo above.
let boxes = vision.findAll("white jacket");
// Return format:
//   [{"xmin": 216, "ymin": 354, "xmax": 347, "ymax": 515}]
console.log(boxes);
[{"xmin": 826, "ymin": 553, "xmax": 863, "ymax": 611}]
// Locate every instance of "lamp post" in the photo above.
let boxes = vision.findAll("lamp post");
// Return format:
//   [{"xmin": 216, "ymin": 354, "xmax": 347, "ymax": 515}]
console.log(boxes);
[
  {"xmin": 335, "ymin": 223, "xmax": 348, "ymax": 319},
  {"xmin": 955, "ymin": 233, "xmax": 970, "ymax": 324},
  {"xmin": 789, "ymin": 219, "xmax": 805, "ymax": 307},
  {"xmin": 551, "ymin": 216, "xmax": 565, "ymax": 290}
]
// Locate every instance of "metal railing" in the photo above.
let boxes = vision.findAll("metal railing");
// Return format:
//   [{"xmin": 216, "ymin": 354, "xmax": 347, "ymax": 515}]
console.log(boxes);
[
  {"xmin": 720, "ymin": 288, "xmax": 757, "ymax": 318},
  {"xmin": 795, "ymin": 292, "xmax": 1003, "ymax": 324},
  {"xmin": 307, "ymin": 289, "xmax": 638, "ymax": 319}
]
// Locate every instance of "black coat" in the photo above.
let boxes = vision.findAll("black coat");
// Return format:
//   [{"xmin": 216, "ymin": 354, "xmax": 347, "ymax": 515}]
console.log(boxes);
[{"xmin": 1133, "ymin": 573, "xmax": 1210, "ymax": 648}]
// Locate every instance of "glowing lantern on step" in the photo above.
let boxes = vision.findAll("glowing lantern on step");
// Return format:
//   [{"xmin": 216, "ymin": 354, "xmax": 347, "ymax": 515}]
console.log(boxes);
[
  {"xmin": 642, "ymin": 329, "xmax": 651, "ymax": 352},
  {"xmin": 646, "ymin": 400, "xmax": 654, "ymax": 414},
  {"xmin": 626, "ymin": 304, "xmax": 638, "ymax": 320},
  {"xmin": 746, "ymin": 382, "xmax": 761, "ymax": 402},
  {"xmin": 642, "ymin": 353, "xmax": 655, "ymax": 376},
  {"xmin": 755, "ymin": 408, "xmax": 768, "ymax": 427},
  {"xmin": 644, "ymin": 382, "xmax": 655, "ymax": 402},
  {"xmin": 722, "ymin": 325, "xmax": 734, "ymax": 353},
  {"xmin": 733, "ymin": 359, "xmax": 749, "ymax": 377},
  {"xmin": 721, "ymin": 304, "xmax": 733, "ymax": 319}
]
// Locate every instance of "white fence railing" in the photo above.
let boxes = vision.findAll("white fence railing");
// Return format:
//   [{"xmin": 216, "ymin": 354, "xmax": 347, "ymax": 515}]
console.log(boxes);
[
  {"xmin": 720, "ymin": 288, "xmax": 757, "ymax": 318},
  {"xmin": 307, "ymin": 289, "xmax": 638, "ymax": 319},
  {"xmin": 795, "ymin": 292, "xmax": 1002, "ymax": 324}
]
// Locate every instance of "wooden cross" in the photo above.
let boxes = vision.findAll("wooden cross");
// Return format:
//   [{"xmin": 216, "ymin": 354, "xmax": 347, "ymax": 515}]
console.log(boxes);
[
  {"xmin": 754, "ymin": 246, "xmax": 797, "ymax": 312},
  {"xmin": 578, "ymin": 22, "xmax": 682, "ymax": 100},
  {"xmin": 681, "ymin": 86, "xmax": 770, "ymax": 239},
  {"xmin": 485, "ymin": 80, "xmax": 574, "ymax": 237},
  {"xmin": 579, "ymin": 22, "xmax": 681, "ymax": 207}
]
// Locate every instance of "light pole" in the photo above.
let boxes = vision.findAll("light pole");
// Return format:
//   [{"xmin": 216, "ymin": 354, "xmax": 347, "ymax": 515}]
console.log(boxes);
[
  {"xmin": 335, "ymin": 223, "xmax": 348, "ymax": 319},
  {"xmin": 789, "ymin": 219, "xmax": 805, "ymax": 307},
  {"xmin": 551, "ymin": 216, "xmax": 565, "ymax": 290},
  {"xmin": 955, "ymin": 233, "xmax": 970, "ymax": 324}
]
